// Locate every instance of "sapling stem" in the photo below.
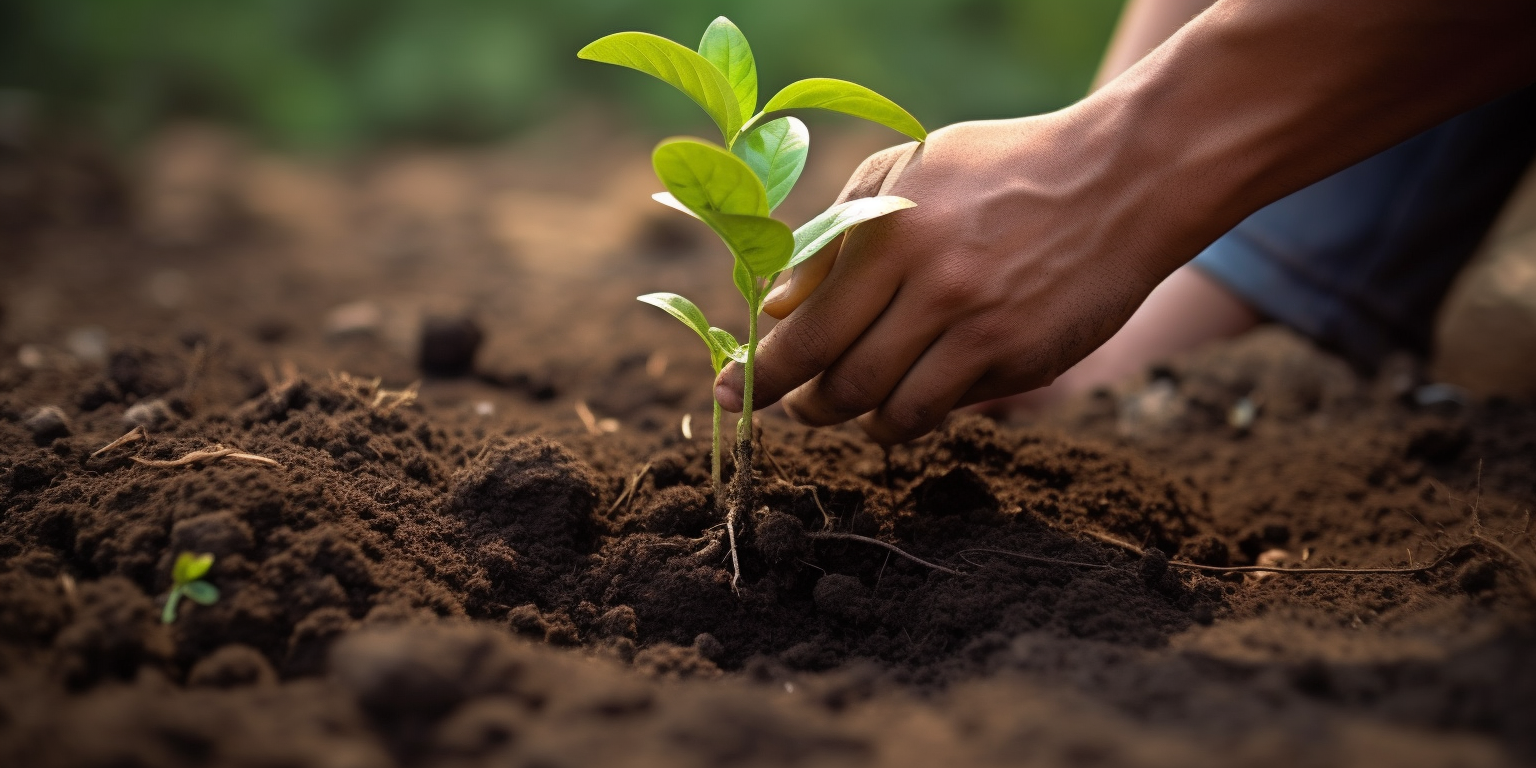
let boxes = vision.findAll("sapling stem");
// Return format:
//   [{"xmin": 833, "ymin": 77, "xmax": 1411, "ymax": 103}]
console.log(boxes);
[{"xmin": 712, "ymin": 399, "xmax": 723, "ymax": 504}]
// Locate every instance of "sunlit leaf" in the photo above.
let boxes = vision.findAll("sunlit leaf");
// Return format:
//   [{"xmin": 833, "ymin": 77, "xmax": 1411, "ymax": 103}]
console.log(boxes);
[
  {"xmin": 638, "ymin": 293, "xmax": 739, "ymax": 371},
  {"xmin": 700, "ymin": 210, "xmax": 794, "ymax": 278},
  {"xmin": 698, "ymin": 17, "xmax": 756, "ymax": 128},
  {"xmin": 651, "ymin": 192, "xmax": 700, "ymax": 219},
  {"xmin": 652, "ymin": 137, "xmax": 768, "ymax": 217},
  {"xmin": 788, "ymin": 196, "xmax": 915, "ymax": 270},
  {"xmin": 173, "ymin": 552, "xmax": 214, "ymax": 585},
  {"xmin": 761, "ymin": 78, "xmax": 926, "ymax": 141},
  {"xmin": 708, "ymin": 327, "xmax": 747, "ymax": 364},
  {"xmin": 579, "ymin": 32, "xmax": 742, "ymax": 139},
  {"xmin": 732, "ymin": 117, "xmax": 808, "ymax": 211},
  {"xmin": 183, "ymin": 581, "xmax": 220, "ymax": 606}
]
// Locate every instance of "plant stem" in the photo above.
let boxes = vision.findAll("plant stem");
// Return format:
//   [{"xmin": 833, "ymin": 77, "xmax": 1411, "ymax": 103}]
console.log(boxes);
[
  {"xmin": 740, "ymin": 307, "xmax": 758, "ymax": 447},
  {"xmin": 161, "ymin": 588, "xmax": 181, "ymax": 625},
  {"xmin": 711, "ymin": 398, "xmax": 723, "ymax": 505}
]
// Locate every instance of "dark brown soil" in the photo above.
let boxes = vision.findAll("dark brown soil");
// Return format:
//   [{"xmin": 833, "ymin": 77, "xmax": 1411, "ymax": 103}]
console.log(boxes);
[{"xmin": 1, "ymin": 126, "xmax": 1534, "ymax": 768}]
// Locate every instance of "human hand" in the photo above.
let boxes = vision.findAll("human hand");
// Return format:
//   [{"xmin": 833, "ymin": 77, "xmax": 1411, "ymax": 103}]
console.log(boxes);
[{"xmin": 715, "ymin": 113, "xmax": 1187, "ymax": 443}]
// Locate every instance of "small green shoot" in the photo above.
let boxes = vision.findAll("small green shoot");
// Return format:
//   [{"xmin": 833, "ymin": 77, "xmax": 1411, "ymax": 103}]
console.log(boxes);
[
  {"xmin": 584, "ymin": 17, "xmax": 922, "ymax": 588},
  {"xmin": 162, "ymin": 551, "xmax": 219, "ymax": 625}
]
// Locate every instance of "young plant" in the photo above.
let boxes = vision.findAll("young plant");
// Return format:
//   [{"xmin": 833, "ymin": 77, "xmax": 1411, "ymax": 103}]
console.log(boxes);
[
  {"xmin": 161, "ymin": 551, "xmax": 219, "ymax": 624},
  {"xmin": 582, "ymin": 17, "xmax": 922, "ymax": 582}
]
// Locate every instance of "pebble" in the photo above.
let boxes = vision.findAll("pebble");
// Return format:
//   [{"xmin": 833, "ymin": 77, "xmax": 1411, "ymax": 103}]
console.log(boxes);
[
  {"xmin": 65, "ymin": 327, "xmax": 109, "ymax": 366},
  {"xmin": 324, "ymin": 300, "xmax": 383, "ymax": 339},
  {"xmin": 418, "ymin": 314, "xmax": 483, "ymax": 377},
  {"xmin": 123, "ymin": 398, "xmax": 174, "ymax": 430},
  {"xmin": 24, "ymin": 405, "xmax": 71, "ymax": 439}
]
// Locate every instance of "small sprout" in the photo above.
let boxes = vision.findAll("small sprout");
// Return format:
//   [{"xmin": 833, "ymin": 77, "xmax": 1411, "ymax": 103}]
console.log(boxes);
[
  {"xmin": 162, "ymin": 551, "xmax": 219, "ymax": 624},
  {"xmin": 585, "ymin": 17, "xmax": 923, "ymax": 587}
]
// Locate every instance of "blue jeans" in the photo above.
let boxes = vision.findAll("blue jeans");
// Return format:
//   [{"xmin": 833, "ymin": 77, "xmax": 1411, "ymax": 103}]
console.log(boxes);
[{"xmin": 1190, "ymin": 84, "xmax": 1536, "ymax": 369}]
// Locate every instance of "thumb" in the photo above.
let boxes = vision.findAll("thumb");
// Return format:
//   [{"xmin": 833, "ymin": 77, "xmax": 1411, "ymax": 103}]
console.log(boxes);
[{"xmin": 761, "ymin": 141, "xmax": 918, "ymax": 319}]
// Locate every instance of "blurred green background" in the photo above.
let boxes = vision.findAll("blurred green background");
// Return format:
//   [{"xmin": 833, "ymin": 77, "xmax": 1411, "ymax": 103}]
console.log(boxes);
[{"xmin": 0, "ymin": 0, "xmax": 1125, "ymax": 153}]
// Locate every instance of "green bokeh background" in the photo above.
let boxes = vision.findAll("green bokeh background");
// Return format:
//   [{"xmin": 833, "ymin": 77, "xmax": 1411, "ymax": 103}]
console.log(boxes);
[{"xmin": 0, "ymin": 0, "xmax": 1125, "ymax": 152}]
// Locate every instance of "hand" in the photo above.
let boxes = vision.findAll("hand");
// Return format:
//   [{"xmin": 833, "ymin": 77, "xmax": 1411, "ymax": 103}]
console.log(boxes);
[{"xmin": 715, "ymin": 114, "xmax": 1182, "ymax": 443}]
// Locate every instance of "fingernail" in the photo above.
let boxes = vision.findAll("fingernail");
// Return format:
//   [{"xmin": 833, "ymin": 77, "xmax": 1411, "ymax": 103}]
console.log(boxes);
[{"xmin": 763, "ymin": 283, "xmax": 788, "ymax": 306}]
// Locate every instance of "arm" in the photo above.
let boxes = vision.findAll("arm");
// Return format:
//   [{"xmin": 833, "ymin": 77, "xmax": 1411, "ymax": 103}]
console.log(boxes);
[
  {"xmin": 718, "ymin": 0, "xmax": 1536, "ymax": 443},
  {"xmin": 1092, "ymin": 0, "xmax": 1216, "ymax": 90}
]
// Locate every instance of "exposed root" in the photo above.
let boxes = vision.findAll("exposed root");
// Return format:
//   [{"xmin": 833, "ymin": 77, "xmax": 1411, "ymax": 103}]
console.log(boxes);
[
  {"xmin": 371, "ymin": 381, "xmax": 419, "ymax": 414},
  {"xmin": 725, "ymin": 505, "xmax": 742, "ymax": 593},
  {"xmin": 973, "ymin": 536, "xmax": 1456, "ymax": 576},
  {"xmin": 957, "ymin": 548, "xmax": 1115, "ymax": 571},
  {"xmin": 91, "ymin": 426, "xmax": 146, "ymax": 457},
  {"xmin": 132, "ymin": 446, "xmax": 281, "ymax": 468},
  {"xmin": 575, "ymin": 400, "xmax": 618, "ymax": 435},
  {"xmin": 606, "ymin": 461, "xmax": 651, "ymax": 515},
  {"xmin": 759, "ymin": 437, "xmax": 834, "ymax": 531},
  {"xmin": 806, "ymin": 531, "xmax": 963, "ymax": 576}
]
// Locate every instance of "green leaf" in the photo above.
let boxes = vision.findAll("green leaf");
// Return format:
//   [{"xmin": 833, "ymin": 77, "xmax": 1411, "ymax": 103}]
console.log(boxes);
[
  {"xmin": 652, "ymin": 138, "xmax": 768, "ymax": 218},
  {"xmin": 173, "ymin": 552, "xmax": 214, "ymax": 585},
  {"xmin": 708, "ymin": 327, "xmax": 747, "ymax": 364},
  {"xmin": 578, "ymin": 32, "xmax": 742, "ymax": 139},
  {"xmin": 761, "ymin": 78, "xmax": 926, "ymax": 141},
  {"xmin": 638, "ymin": 293, "xmax": 740, "ymax": 371},
  {"xmin": 697, "ymin": 17, "xmax": 756, "ymax": 129},
  {"xmin": 788, "ymin": 196, "xmax": 916, "ymax": 270},
  {"xmin": 161, "ymin": 590, "xmax": 182, "ymax": 625},
  {"xmin": 183, "ymin": 581, "xmax": 220, "ymax": 606},
  {"xmin": 732, "ymin": 260, "xmax": 757, "ymax": 305},
  {"xmin": 732, "ymin": 117, "xmax": 808, "ymax": 211},
  {"xmin": 700, "ymin": 210, "xmax": 794, "ymax": 278},
  {"xmin": 651, "ymin": 192, "xmax": 699, "ymax": 220}
]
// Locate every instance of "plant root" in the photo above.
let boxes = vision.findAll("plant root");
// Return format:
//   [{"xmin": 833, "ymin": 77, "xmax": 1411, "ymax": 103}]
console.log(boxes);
[
  {"xmin": 970, "ymin": 535, "xmax": 1457, "ymax": 577},
  {"xmin": 91, "ymin": 426, "xmax": 146, "ymax": 457},
  {"xmin": 806, "ymin": 531, "xmax": 963, "ymax": 576},
  {"xmin": 574, "ymin": 400, "xmax": 619, "ymax": 435},
  {"xmin": 132, "ymin": 446, "xmax": 281, "ymax": 469},
  {"xmin": 725, "ymin": 505, "xmax": 742, "ymax": 593},
  {"xmin": 606, "ymin": 462, "xmax": 651, "ymax": 515}
]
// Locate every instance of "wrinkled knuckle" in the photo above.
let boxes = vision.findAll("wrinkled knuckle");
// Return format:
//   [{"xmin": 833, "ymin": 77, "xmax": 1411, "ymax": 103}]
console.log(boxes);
[
  {"xmin": 875, "ymin": 401, "xmax": 938, "ymax": 444},
  {"xmin": 816, "ymin": 372, "xmax": 878, "ymax": 419},
  {"xmin": 948, "ymin": 319, "xmax": 1004, "ymax": 354}
]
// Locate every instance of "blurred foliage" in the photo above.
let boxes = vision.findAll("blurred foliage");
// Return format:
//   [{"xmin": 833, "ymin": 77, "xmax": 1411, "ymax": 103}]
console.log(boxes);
[{"xmin": 0, "ymin": 0, "xmax": 1124, "ymax": 152}]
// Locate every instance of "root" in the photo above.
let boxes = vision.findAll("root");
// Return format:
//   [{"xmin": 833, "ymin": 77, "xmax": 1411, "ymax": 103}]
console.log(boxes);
[
  {"xmin": 806, "ymin": 531, "xmax": 963, "ymax": 576},
  {"xmin": 132, "ymin": 446, "xmax": 281, "ymax": 468},
  {"xmin": 971, "ymin": 533, "xmax": 1457, "ymax": 577},
  {"xmin": 760, "ymin": 436, "xmax": 834, "ymax": 531},
  {"xmin": 725, "ymin": 505, "xmax": 742, "ymax": 593},
  {"xmin": 91, "ymin": 426, "xmax": 146, "ymax": 457},
  {"xmin": 606, "ymin": 462, "xmax": 651, "ymax": 515},
  {"xmin": 574, "ymin": 400, "xmax": 618, "ymax": 435},
  {"xmin": 957, "ymin": 548, "xmax": 1115, "ymax": 571}
]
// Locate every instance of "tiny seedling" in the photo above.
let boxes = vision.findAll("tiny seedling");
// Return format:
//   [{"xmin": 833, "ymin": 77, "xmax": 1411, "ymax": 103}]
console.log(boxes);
[
  {"xmin": 581, "ymin": 18, "xmax": 923, "ymax": 583},
  {"xmin": 162, "ymin": 551, "xmax": 219, "ymax": 624}
]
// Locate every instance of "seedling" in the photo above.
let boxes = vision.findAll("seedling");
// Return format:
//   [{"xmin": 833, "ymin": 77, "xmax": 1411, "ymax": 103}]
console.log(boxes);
[
  {"xmin": 161, "ymin": 551, "xmax": 219, "ymax": 624},
  {"xmin": 581, "ymin": 18, "xmax": 923, "ymax": 581}
]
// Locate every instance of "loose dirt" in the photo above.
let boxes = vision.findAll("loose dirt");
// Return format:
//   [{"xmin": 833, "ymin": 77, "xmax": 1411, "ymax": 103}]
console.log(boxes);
[{"xmin": 2, "ymin": 125, "xmax": 1533, "ymax": 767}]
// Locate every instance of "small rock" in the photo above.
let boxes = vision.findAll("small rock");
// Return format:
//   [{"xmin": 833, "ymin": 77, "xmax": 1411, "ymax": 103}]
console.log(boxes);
[
  {"xmin": 145, "ymin": 269, "xmax": 191, "ymax": 310},
  {"xmin": 16, "ymin": 345, "xmax": 46, "ymax": 369},
  {"xmin": 692, "ymin": 632, "xmax": 725, "ymax": 663},
  {"xmin": 123, "ymin": 398, "xmax": 174, "ymax": 430},
  {"xmin": 188, "ymin": 644, "xmax": 276, "ymax": 688},
  {"xmin": 419, "ymin": 314, "xmax": 483, "ymax": 377},
  {"xmin": 65, "ymin": 327, "xmax": 109, "ymax": 366},
  {"xmin": 324, "ymin": 301, "xmax": 383, "ymax": 339},
  {"xmin": 24, "ymin": 405, "xmax": 71, "ymax": 440}
]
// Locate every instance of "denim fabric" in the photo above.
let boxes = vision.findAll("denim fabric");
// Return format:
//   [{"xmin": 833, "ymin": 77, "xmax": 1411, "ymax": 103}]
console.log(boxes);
[{"xmin": 1190, "ymin": 84, "xmax": 1536, "ymax": 369}]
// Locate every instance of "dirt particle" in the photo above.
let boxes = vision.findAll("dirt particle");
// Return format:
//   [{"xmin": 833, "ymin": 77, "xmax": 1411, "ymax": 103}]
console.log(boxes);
[
  {"xmin": 170, "ymin": 511, "xmax": 254, "ymax": 560},
  {"xmin": 753, "ymin": 510, "xmax": 808, "ymax": 565},
  {"xmin": 419, "ymin": 314, "xmax": 483, "ymax": 377},
  {"xmin": 23, "ymin": 405, "xmax": 71, "ymax": 442},
  {"xmin": 123, "ymin": 398, "xmax": 175, "ymax": 430},
  {"xmin": 188, "ymin": 644, "xmax": 277, "ymax": 688},
  {"xmin": 593, "ymin": 605, "xmax": 638, "ymax": 640},
  {"xmin": 812, "ymin": 574, "xmax": 873, "ymax": 624}
]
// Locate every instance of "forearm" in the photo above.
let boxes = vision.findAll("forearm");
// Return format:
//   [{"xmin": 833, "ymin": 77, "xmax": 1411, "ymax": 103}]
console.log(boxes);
[
  {"xmin": 1072, "ymin": 0, "xmax": 1536, "ymax": 277},
  {"xmin": 1092, "ymin": 0, "xmax": 1216, "ymax": 90}
]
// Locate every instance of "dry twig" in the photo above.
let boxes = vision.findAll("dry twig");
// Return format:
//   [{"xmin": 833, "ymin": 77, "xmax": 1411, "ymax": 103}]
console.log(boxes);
[
  {"xmin": 132, "ymin": 446, "xmax": 280, "ymax": 468},
  {"xmin": 91, "ymin": 426, "xmax": 146, "ymax": 458}
]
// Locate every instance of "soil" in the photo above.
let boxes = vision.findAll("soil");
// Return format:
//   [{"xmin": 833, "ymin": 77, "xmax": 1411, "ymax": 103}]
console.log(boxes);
[{"xmin": 2, "ymin": 124, "xmax": 1534, "ymax": 768}]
